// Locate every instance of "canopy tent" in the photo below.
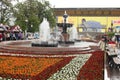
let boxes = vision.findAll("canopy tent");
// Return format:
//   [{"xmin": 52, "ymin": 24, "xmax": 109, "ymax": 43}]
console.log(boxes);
[
  {"xmin": 0, "ymin": 24, "xmax": 22, "ymax": 32},
  {"xmin": 10, "ymin": 25, "xmax": 22, "ymax": 32},
  {"xmin": 0, "ymin": 25, "xmax": 8, "ymax": 32},
  {"xmin": 83, "ymin": 21, "xmax": 103, "ymax": 29}
]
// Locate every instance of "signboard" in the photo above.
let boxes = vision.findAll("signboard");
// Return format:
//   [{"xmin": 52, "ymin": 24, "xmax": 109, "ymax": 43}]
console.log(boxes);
[{"xmin": 113, "ymin": 20, "xmax": 120, "ymax": 24}]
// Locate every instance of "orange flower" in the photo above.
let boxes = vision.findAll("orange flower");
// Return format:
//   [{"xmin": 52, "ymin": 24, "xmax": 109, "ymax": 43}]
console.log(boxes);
[{"xmin": 0, "ymin": 56, "xmax": 63, "ymax": 78}]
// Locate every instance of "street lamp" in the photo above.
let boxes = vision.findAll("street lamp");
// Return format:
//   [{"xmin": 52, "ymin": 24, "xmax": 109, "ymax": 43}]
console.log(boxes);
[
  {"xmin": 62, "ymin": 11, "xmax": 68, "ymax": 33},
  {"xmin": 111, "ymin": 20, "xmax": 113, "ymax": 32}
]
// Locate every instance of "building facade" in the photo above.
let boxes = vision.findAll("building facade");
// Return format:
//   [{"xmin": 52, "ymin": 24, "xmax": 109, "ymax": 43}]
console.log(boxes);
[{"xmin": 54, "ymin": 8, "xmax": 120, "ymax": 32}]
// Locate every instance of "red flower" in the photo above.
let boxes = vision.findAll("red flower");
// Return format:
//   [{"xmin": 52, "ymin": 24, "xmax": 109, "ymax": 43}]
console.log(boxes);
[
  {"xmin": 77, "ymin": 51, "xmax": 104, "ymax": 80},
  {"xmin": 108, "ymin": 41, "xmax": 116, "ymax": 44}
]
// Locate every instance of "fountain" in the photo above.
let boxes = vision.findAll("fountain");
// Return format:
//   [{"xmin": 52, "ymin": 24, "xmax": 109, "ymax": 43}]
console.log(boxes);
[
  {"xmin": 0, "ymin": 12, "xmax": 99, "ymax": 54},
  {"xmin": 69, "ymin": 25, "xmax": 78, "ymax": 41},
  {"xmin": 31, "ymin": 18, "xmax": 58, "ymax": 47},
  {"xmin": 0, "ymin": 11, "xmax": 100, "ymax": 80},
  {"xmin": 57, "ymin": 11, "xmax": 75, "ymax": 44},
  {"xmin": 39, "ymin": 18, "xmax": 50, "ymax": 42}
]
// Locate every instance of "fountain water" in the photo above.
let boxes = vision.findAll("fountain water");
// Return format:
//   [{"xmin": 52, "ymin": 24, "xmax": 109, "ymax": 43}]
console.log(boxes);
[
  {"xmin": 69, "ymin": 25, "xmax": 78, "ymax": 41},
  {"xmin": 30, "ymin": 12, "xmax": 98, "ymax": 48},
  {"xmin": 31, "ymin": 18, "xmax": 58, "ymax": 47},
  {"xmin": 39, "ymin": 18, "xmax": 50, "ymax": 42},
  {"xmin": 0, "ymin": 16, "xmax": 100, "ymax": 80}
]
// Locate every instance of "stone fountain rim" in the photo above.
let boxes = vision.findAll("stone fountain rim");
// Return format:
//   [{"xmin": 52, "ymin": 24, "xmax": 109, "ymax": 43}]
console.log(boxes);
[
  {"xmin": 0, "ymin": 40, "xmax": 98, "ymax": 55},
  {"xmin": 0, "ymin": 40, "xmax": 97, "ymax": 49}
]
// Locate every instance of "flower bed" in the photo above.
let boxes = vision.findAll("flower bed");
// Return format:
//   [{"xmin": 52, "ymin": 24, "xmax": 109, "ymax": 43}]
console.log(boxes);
[
  {"xmin": 77, "ymin": 50, "xmax": 104, "ymax": 80},
  {"xmin": 0, "ymin": 42, "xmax": 104, "ymax": 80},
  {"xmin": 0, "ymin": 55, "xmax": 74, "ymax": 79}
]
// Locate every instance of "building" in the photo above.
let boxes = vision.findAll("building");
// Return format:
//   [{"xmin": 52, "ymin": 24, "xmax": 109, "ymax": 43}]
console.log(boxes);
[{"xmin": 54, "ymin": 8, "xmax": 120, "ymax": 32}]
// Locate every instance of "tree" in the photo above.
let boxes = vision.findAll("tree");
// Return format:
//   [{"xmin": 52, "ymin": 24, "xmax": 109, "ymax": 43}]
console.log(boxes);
[
  {"xmin": 39, "ymin": 1, "xmax": 56, "ymax": 28},
  {"xmin": 13, "ymin": 0, "xmax": 56, "ymax": 32},
  {"xmin": 0, "ymin": 0, "xmax": 14, "ymax": 24}
]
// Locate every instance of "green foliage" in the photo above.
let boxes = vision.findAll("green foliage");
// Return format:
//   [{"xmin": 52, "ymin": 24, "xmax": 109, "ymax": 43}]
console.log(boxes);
[
  {"xmin": 0, "ymin": 0, "xmax": 13, "ymax": 24},
  {"xmin": 13, "ymin": 0, "xmax": 56, "ymax": 32},
  {"xmin": 106, "ymin": 32, "xmax": 115, "ymax": 38}
]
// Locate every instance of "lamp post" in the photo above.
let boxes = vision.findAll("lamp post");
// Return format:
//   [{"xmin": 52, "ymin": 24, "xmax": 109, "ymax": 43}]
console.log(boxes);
[
  {"xmin": 111, "ymin": 20, "xmax": 113, "ymax": 32},
  {"xmin": 25, "ymin": 19, "xmax": 28, "ymax": 39},
  {"xmin": 104, "ymin": 35, "xmax": 107, "ymax": 51},
  {"xmin": 63, "ymin": 11, "xmax": 68, "ymax": 33}
]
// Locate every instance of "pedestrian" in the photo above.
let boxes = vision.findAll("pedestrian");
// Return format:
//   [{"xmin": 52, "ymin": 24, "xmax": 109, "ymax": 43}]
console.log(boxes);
[
  {"xmin": 0, "ymin": 33, "xmax": 2, "ymax": 41},
  {"xmin": 115, "ymin": 33, "xmax": 120, "ymax": 48}
]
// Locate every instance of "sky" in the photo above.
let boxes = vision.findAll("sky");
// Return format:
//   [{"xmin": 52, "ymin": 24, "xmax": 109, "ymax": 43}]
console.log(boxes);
[
  {"xmin": 46, "ymin": 0, "xmax": 120, "ymax": 8},
  {"xmin": 13, "ymin": 0, "xmax": 120, "ymax": 8}
]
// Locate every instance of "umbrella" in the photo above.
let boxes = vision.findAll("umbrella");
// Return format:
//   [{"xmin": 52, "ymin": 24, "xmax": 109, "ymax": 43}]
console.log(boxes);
[
  {"xmin": 83, "ymin": 21, "xmax": 103, "ymax": 29},
  {"xmin": 10, "ymin": 25, "xmax": 22, "ymax": 32},
  {"xmin": 0, "ymin": 25, "xmax": 7, "ymax": 31}
]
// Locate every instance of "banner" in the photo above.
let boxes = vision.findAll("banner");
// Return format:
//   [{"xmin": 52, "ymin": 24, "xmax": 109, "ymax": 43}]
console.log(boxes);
[{"xmin": 113, "ymin": 20, "xmax": 120, "ymax": 24}]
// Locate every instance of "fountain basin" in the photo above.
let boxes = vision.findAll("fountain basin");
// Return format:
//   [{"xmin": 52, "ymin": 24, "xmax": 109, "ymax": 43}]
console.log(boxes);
[
  {"xmin": 31, "ymin": 41, "xmax": 58, "ymax": 47},
  {"xmin": 58, "ymin": 41, "xmax": 75, "ymax": 44},
  {"xmin": 0, "ymin": 40, "xmax": 99, "ymax": 56}
]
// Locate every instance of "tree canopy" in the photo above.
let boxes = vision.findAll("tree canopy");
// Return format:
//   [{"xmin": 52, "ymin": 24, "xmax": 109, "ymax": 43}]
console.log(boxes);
[
  {"xmin": 0, "ymin": 0, "xmax": 14, "ymax": 24},
  {"xmin": 13, "ymin": 0, "xmax": 56, "ymax": 32}
]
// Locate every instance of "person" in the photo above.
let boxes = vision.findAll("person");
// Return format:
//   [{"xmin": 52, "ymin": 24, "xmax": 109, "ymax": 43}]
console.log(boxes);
[
  {"xmin": 34, "ymin": 32, "xmax": 39, "ymax": 39},
  {"xmin": 18, "ymin": 32, "xmax": 22, "ymax": 40},
  {"xmin": 108, "ymin": 40, "xmax": 116, "ymax": 52},
  {"xmin": 115, "ymin": 33, "xmax": 120, "ymax": 48},
  {"xmin": 12, "ymin": 33, "xmax": 16, "ymax": 40},
  {"xmin": 6, "ymin": 32, "xmax": 10, "ymax": 40},
  {"xmin": 10, "ymin": 32, "xmax": 13, "ymax": 40},
  {"xmin": 2, "ymin": 32, "xmax": 6, "ymax": 41},
  {"xmin": 0, "ymin": 33, "xmax": 2, "ymax": 41},
  {"xmin": 98, "ymin": 34, "xmax": 108, "ymax": 51},
  {"xmin": 99, "ymin": 34, "xmax": 110, "ymax": 51}
]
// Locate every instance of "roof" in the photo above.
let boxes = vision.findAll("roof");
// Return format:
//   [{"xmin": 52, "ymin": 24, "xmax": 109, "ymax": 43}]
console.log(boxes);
[{"xmin": 54, "ymin": 8, "xmax": 120, "ymax": 16}]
